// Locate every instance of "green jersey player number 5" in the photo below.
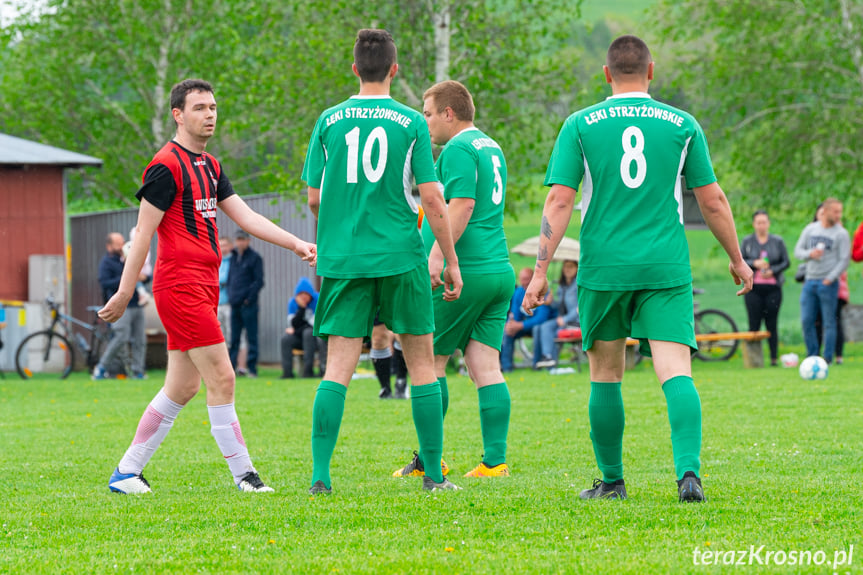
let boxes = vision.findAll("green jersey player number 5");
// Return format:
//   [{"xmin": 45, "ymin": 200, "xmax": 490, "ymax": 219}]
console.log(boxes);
[{"xmin": 491, "ymin": 154, "xmax": 503, "ymax": 204}]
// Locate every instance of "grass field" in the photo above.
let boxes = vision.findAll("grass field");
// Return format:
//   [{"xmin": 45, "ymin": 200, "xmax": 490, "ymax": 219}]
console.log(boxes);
[{"xmin": 2, "ymin": 350, "xmax": 862, "ymax": 574}]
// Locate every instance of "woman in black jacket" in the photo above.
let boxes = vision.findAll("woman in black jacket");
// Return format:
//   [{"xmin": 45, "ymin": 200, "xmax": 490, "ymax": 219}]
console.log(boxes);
[{"xmin": 740, "ymin": 210, "xmax": 790, "ymax": 365}]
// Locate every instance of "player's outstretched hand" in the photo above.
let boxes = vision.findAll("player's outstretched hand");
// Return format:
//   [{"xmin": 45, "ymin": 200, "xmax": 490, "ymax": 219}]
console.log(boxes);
[
  {"xmin": 442, "ymin": 263, "xmax": 463, "ymax": 302},
  {"xmin": 522, "ymin": 274, "xmax": 549, "ymax": 316},
  {"xmin": 98, "ymin": 292, "xmax": 132, "ymax": 324},
  {"xmin": 729, "ymin": 260, "xmax": 754, "ymax": 296},
  {"xmin": 294, "ymin": 241, "xmax": 317, "ymax": 266}
]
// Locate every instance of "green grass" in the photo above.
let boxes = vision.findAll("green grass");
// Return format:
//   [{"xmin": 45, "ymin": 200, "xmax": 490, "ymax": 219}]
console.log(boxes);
[{"xmin": 2, "ymin": 355, "xmax": 862, "ymax": 573}]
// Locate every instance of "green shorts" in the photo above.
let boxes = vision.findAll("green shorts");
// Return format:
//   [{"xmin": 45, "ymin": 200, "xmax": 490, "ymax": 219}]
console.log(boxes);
[
  {"xmin": 432, "ymin": 269, "xmax": 515, "ymax": 356},
  {"xmin": 314, "ymin": 263, "xmax": 434, "ymax": 338},
  {"xmin": 577, "ymin": 283, "xmax": 696, "ymax": 357}
]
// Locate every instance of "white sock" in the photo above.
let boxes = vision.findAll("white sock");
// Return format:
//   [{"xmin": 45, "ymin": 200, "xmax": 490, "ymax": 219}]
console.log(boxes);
[
  {"xmin": 117, "ymin": 389, "xmax": 183, "ymax": 475},
  {"xmin": 370, "ymin": 347, "xmax": 392, "ymax": 359},
  {"xmin": 208, "ymin": 403, "xmax": 255, "ymax": 484}
]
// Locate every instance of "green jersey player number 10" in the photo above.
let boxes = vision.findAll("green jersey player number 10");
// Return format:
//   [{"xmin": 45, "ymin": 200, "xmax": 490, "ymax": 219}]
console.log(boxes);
[
  {"xmin": 345, "ymin": 126, "xmax": 388, "ymax": 183},
  {"xmin": 620, "ymin": 126, "xmax": 646, "ymax": 189}
]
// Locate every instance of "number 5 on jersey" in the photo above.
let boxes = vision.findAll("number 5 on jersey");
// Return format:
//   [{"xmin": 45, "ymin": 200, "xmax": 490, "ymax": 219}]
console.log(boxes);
[
  {"xmin": 491, "ymin": 154, "xmax": 504, "ymax": 205},
  {"xmin": 346, "ymin": 126, "xmax": 388, "ymax": 183}
]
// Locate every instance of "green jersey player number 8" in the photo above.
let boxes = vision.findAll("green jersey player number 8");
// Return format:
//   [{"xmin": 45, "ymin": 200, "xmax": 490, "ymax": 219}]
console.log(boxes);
[
  {"xmin": 345, "ymin": 126, "xmax": 388, "ymax": 183},
  {"xmin": 621, "ymin": 126, "xmax": 646, "ymax": 189}
]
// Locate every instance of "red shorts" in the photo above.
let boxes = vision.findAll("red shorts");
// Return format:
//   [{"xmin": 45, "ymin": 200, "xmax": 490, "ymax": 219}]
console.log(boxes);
[{"xmin": 153, "ymin": 284, "xmax": 224, "ymax": 351}]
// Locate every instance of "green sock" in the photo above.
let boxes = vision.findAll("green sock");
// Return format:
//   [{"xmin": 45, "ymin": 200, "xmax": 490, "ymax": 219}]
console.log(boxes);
[
  {"xmin": 662, "ymin": 375, "xmax": 702, "ymax": 480},
  {"xmin": 588, "ymin": 381, "xmax": 625, "ymax": 483},
  {"xmin": 411, "ymin": 382, "xmax": 444, "ymax": 483},
  {"xmin": 439, "ymin": 376, "xmax": 449, "ymax": 420},
  {"xmin": 311, "ymin": 381, "xmax": 346, "ymax": 488},
  {"xmin": 477, "ymin": 383, "xmax": 510, "ymax": 467}
]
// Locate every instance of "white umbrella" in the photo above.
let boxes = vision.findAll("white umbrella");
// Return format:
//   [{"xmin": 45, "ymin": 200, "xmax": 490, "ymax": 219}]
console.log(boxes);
[{"xmin": 510, "ymin": 236, "xmax": 579, "ymax": 262}]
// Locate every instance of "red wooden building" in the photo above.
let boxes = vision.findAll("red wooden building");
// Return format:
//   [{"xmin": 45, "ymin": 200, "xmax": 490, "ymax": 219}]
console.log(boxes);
[{"xmin": 0, "ymin": 133, "xmax": 102, "ymax": 301}]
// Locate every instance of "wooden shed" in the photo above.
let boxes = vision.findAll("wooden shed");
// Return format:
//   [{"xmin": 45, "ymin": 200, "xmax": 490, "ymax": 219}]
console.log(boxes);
[{"xmin": 0, "ymin": 133, "xmax": 102, "ymax": 301}]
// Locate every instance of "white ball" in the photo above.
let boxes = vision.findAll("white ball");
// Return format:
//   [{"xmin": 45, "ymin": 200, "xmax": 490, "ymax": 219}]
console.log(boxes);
[{"xmin": 799, "ymin": 355, "xmax": 829, "ymax": 380}]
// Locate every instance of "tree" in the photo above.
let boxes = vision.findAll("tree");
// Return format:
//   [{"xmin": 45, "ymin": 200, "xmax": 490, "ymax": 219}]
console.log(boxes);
[
  {"xmin": 0, "ymin": 0, "xmax": 585, "ymax": 214},
  {"xmin": 654, "ymin": 0, "xmax": 863, "ymax": 215},
  {"xmin": 287, "ymin": 0, "xmax": 585, "ymax": 213},
  {"xmin": 0, "ymin": 0, "xmax": 304, "ymax": 209}
]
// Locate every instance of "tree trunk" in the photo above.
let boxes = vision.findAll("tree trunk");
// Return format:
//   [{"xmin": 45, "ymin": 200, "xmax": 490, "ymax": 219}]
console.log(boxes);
[{"xmin": 433, "ymin": 0, "xmax": 450, "ymax": 83}]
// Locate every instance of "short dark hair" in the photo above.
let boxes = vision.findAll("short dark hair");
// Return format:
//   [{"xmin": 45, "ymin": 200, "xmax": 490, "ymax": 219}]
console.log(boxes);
[
  {"xmin": 423, "ymin": 80, "xmax": 475, "ymax": 122},
  {"xmin": 752, "ymin": 209, "xmax": 769, "ymax": 221},
  {"xmin": 170, "ymin": 79, "xmax": 213, "ymax": 113},
  {"xmin": 606, "ymin": 35, "xmax": 652, "ymax": 78},
  {"xmin": 354, "ymin": 29, "xmax": 397, "ymax": 83}
]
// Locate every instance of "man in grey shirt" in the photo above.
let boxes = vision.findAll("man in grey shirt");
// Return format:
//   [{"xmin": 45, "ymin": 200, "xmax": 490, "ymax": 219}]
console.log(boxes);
[{"xmin": 794, "ymin": 198, "xmax": 850, "ymax": 362}]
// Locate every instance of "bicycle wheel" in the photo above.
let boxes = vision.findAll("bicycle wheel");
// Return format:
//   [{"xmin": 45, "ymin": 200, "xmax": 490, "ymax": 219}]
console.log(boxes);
[
  {"xmin": 694, "ymin": 309, "xmax": 739, "ymax": 361},
  {"xmin": 15, "ymin": 331, "xmax": 75, "ymax": 379}
]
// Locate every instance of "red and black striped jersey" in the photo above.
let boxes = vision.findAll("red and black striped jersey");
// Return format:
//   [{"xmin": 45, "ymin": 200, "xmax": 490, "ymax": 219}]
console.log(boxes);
[{"xmin": 136, "ymin": 140, "xmax": 235, "ymax": 292}]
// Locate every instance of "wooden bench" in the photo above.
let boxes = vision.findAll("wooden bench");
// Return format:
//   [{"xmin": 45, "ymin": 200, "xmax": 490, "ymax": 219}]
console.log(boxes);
[
  {"xmin": 695, "ymin": 330, "xmax": 770, "ymax": 368},
  {"xmin": 554, "ymin": 331, "xmax": 641, "ymax": 371},
  {"xmin": 554, "ymin": 331, "xmax": 771, "ymax": 369}
]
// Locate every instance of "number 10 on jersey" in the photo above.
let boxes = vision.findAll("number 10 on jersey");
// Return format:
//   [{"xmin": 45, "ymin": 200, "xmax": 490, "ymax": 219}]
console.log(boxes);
[{"xmin": 346, "ymin": 126, "xmax": 388, "ymax": 183}]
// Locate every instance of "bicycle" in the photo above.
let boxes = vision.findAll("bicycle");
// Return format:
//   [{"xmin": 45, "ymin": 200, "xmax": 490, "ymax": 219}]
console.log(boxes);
[
  {"xmin": 15, "ymin": 297, "xmax": 111, "ymax": 379},
  {"xmin": 692, "ymin": 288, "xmax": 739, "ymax": 361}
]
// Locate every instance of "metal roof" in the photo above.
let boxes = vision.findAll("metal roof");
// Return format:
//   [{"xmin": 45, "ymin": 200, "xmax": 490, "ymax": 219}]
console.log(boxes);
[{"xmin": 0, "ymin": 132, "xmax": 103, "ymax": 167}]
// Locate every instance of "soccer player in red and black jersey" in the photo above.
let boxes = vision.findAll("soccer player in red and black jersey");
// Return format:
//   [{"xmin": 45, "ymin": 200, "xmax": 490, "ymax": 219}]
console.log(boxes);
[{"xmin": 101, "ymin": 79, "xmax": 316, "ymax": 494}]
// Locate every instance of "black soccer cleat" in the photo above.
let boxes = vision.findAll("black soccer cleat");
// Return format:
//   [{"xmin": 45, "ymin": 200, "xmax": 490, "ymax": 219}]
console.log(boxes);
[
  {"xmin": 379, "ymin": 387, "xmax": 393, "ymax": 399},
  {"xmin": 579, "ymin": 478, "xmax": 627, "ymax": 500},
  {"xmin": 309, "ymin": 480, "xmax": 332, "ymax": 495},
  {"xmin": 677, "ymin": 471, "xmax": 705, "ymax": 502}
]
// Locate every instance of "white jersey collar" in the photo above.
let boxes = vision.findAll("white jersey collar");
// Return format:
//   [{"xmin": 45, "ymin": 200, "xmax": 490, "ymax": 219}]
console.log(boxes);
[
  {"xmin": 453, "ymin": 126, "xmax": 480, "ymax": 138},
  {"xmin": 607, "ymin": 92, "xmax": 652, "ymax": 100},
  {"xmin": 350, "ymin": 95, "xmax": 393, "ymax": 100}
]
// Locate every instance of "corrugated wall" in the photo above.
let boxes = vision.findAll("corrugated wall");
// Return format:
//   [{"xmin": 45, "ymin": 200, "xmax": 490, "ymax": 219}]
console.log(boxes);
[{"xmin": 70, "ymin": 192, "xmax": 317, "ymax": 365}]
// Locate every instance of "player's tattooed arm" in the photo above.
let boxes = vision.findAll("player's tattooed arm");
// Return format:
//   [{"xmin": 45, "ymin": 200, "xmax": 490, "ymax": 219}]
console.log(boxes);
[
  {"xmin": 541, "ymin": 216, "xmax": 552, "ymax": 239},
  {"xmin": 537, "ymin": 245, "xmax": 548, "ymax": 263}
]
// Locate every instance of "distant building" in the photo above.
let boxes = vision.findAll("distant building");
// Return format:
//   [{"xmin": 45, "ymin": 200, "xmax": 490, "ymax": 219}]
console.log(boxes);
[{"xmin": 0, "ymin": 132, "xmax": 102, "ymax": 301}]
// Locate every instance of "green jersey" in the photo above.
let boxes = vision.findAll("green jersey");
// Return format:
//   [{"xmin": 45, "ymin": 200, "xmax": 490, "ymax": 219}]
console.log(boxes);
[
  {"xmin": 422, "ymin": 127, "xmax": 511, "ymax": 274},
  {"xmin": 545, "ymin": 92, "xmax": 716, "ymax": 291},
  {"xmin": 303, "ymin": 96, "xmax": 437, "ymax": 278}
]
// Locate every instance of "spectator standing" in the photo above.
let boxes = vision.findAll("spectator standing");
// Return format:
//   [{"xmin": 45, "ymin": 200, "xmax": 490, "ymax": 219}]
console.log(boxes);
[
  {"xmin": 794, "ymin": 198, "xmax": 850, "ymax": 363},
  {"xmin": 227, "ymin": 229, "xmax": 263, "ymax": 377},
  {"xmin": 740, "ymin": 210, "xmax": 789, "ymax": 366},
  {"xmin": 93, "ymin": 232, "xmax": 149, "ymax": 380},
  {"xmin": 218, "ymin": 236, "xmax": 233, "ymax": 343}
]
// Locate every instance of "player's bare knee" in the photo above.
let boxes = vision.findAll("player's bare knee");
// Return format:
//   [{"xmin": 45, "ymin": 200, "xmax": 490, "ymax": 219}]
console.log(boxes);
[{"xmin": 648, "ymin": 340, "xmax": 692, "ymax": 382}]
